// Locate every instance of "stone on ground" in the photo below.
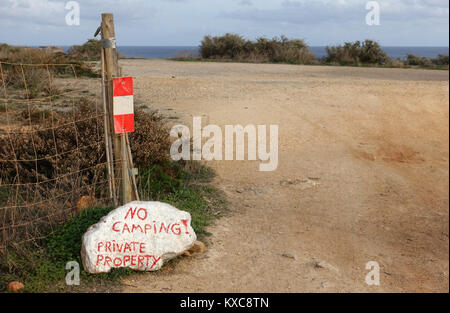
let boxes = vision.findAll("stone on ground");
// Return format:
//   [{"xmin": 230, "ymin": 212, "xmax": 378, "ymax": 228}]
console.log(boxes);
[{"xmin": 81, "ymin": 201, "xmax": 197, "ymax": 274}]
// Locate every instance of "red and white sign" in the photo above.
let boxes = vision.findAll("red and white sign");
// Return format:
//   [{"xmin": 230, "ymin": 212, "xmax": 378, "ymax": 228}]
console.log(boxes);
[{"xmin": 113, "ymin": 77, "xmax": 134, "ymax": 133}]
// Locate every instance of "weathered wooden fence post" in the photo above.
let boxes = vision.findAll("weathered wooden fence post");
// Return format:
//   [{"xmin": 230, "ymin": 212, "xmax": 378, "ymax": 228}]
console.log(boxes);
[{"xmin": 100, "ymin": 13, "xmax": 134, "ymax": 205}]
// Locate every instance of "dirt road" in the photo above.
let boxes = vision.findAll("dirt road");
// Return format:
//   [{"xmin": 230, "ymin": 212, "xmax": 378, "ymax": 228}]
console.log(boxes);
[{"xmin": 120, "ymin": 59, "xmax": 449, "ymax": 292}]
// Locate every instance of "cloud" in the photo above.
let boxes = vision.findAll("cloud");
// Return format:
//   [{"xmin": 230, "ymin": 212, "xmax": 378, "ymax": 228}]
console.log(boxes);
[
  {"xmin": 238, "ymin": 0, "xmax": 253, "ymax": 6},
  {"xmin": 0, "ymin": 0, "xmax": 447, "ymax": 46},
  {"xmin": 0, "ymin": 0, "xmax": 66, "ymax": 26},
  {"xmin": 0, "ymin": 0, "xmax": 156, "ymax": 26},
  {"xmin": 220, "ymin": 0, "xmax": 448, "ymax": 26}
]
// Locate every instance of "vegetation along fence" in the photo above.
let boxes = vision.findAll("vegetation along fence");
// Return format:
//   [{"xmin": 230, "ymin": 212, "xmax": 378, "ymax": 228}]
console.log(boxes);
[{"xmin": 0, "ymin": 56, "xmax": 118, "ymax": 257}]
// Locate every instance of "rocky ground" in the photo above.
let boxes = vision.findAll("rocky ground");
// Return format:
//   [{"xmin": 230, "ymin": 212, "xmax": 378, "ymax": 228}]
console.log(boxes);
[{"xmin": 119, "ymin": 59, "xmax": 449, "ymax": 292}]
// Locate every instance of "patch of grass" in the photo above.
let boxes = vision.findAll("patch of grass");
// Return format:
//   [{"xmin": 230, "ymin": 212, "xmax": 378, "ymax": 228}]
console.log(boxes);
[
  {"xmin": 0, "ymin": 206, "xmax": 132, "ymax": 292},
  {"xmin": 138, "ymin": 161, "xmax": 225, "ymax": 237},
  {"xmin": 162, "ymin": 183, "xmax": 226, "ymax": 237}
]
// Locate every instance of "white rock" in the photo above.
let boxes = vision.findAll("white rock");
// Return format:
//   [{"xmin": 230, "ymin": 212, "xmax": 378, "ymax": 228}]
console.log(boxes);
[{"xmin": 81, "ymin": 201, "xmax": 197, "ymax": 274}]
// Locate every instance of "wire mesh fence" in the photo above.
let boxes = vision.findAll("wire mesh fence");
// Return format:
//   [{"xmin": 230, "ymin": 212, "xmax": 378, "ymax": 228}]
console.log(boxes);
[{"xmin": 0, "ymin": 60, "xmax": 115, "ymax": 256}]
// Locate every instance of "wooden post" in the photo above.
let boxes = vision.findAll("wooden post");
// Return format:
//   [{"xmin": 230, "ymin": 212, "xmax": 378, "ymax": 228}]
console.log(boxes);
[
  {"xmin": 121, "ymin": 133, "xmax": 133, "ymax": 203},
  {"xmin": 125, "ymin": 133, "xmax": 140, "ymax": 201},
  {"xmin": 101, "ymin": 13, "xmax": 133, "ymax": 205},
  {"xmin": 100, "ymin": 46, "xmax": 117, "ymax": 206}
]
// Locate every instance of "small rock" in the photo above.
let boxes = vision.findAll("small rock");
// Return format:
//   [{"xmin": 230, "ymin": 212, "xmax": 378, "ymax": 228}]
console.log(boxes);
[
  {"xmin": 188, "ymin": 241, "xmax": 206, "ymax": 254},
  {"xmin": 282, "ymin": 253, "xmax": 297, "ymax": 260},
  {"xmin": 7, "ymin": 281, "xmax": 24, "ymax": 292},
  {"xmin": 320, "ymin": 281, "xmax": 333, "ymax": 289},
  {"xmin": 81, "ymin": 201, "xmax": 196, "ymax": 273},
  {"xmin": 314, "ymin": 260, "xmax": 339, "ymax": 272},
  {"xmin": 248, "ymin": 187, "xmax": 264, "ymax": 195},
  {"xmin": 76, "ymin": 195, "xmax": 96, "ymax": 213},
  {"xmin": 236, "ymin": 189, "xmax": 244, "ymax": 194}
]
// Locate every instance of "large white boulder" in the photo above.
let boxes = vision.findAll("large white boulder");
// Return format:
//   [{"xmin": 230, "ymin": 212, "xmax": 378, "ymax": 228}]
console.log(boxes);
[{"xmin": 81, "ymin": 201, "xmax": 197, "ymax": 274}]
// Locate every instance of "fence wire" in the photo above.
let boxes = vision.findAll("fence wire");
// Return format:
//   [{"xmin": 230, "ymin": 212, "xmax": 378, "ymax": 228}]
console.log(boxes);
[{"xmin": 0, "ymin": 60, "xmax": 116, "ymax": 255}]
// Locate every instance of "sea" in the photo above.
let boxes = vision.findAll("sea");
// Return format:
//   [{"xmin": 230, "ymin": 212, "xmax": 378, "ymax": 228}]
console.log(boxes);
[{"xmin": 61, "ymin": 46, "xmax": 449, "ymax": 60}]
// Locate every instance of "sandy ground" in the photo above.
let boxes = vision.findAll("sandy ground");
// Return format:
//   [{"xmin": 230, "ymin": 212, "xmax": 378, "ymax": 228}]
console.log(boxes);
[{"xmin": 119, "ymin": 59, "xmax": 449, "ymax": 293}]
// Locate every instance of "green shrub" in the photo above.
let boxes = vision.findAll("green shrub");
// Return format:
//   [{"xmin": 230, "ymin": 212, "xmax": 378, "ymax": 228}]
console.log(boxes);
[
  {"xmin": 138, "ymin": 161, "xmax": 224, "ymax": 237},
  {"xmin": 200, "ymin": 33, "xmax": 247, "ymax": 59},
  {"xmin": 435, "ymin": 54, "xmax": 449, "ymax": 65},
  {"xmin": 406, "ymin": 54, "xmax": 431, "ymax": 66},
  {"xmin": 138, "ymin": 163, "xmax": 183, "ymax": 199},
  {"xmin": 200, "ymin": 34, "xmax": 316, "ymax": 64},
  {"xmin": 67, "ymin": 39, "xmax": 101, "ymax": 60},
  {"xmin": 404, "ymin": 54, "xmax": 448, "ymax": 68},
  {"xmin": 46, "ymin": 207, "xmax": 114, "ymax": 264},
  {"xmin": 325, "ymin": 40, "xmax": 389, "ymax": 65}
]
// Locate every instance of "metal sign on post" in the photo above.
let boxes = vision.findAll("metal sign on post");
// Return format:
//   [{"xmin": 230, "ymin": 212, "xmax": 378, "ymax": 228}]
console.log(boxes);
[{"xmin": 113, "ymin": 77, "xmax": 134, "ymax": 134}]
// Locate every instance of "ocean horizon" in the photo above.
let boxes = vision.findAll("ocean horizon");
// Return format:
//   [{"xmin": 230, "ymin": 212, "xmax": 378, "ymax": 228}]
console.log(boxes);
[{"xmin": 60, "ymin": 46, "xmax": 449, "ymax": 60}]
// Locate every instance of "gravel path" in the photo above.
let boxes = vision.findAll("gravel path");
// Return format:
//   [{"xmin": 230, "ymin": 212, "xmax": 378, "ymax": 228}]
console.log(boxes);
[{"xmin": 120, "ymin": 59, "xmax": 449, "ymax": 292}]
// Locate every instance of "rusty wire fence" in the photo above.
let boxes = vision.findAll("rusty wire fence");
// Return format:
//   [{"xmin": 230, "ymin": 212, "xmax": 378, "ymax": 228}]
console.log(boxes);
[{"xmin": 0, "ymin": 60, "xmax": 116, "ymax": 257}]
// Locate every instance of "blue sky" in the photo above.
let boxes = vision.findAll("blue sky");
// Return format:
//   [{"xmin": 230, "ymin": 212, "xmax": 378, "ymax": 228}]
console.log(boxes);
[{"xmin": 0, "ymin": 0, "xmax": 448, "ymax": 46}]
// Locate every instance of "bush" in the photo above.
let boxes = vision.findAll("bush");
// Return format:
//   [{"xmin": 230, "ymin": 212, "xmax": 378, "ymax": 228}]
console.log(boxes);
[
  {"xmin": 404, "ymin": 54, "xmax": 449, "ymax": 68},
  {"xmin": 200, "ymin": 33, "xmax": 247, "ymax": 59},
  {"xmin": 325, "ymin": 40, "xmax": 389, "ymax": 65},
  {"xmin": 0, "ymin": 98, "xmax": 104, "ymax": 186},
  {"xmin": 406, "ymin": 54, "xmax": 430, "ymax": 66},
  {"xmin": 200, "ymin": 34, "xmax": 316, "ymax": 64},
  {"xmin": 434, "ymin": 54, "xmax": 449, "ymax": 65},
  {"xmin": 0, "ymin": 206, "xmax": 130, "ymax": 292},
  {"xmin": 0, "ymin": 102, "xmax": 172, "ymax": 263},
  {"xmin": 0, "ymin": 105, "xmax": 171, "ymax": 190},
  {"xmin": 0, "ymin": 44, "xmax": 99, "ymax": 97},
  {"xmin": 46, "ymin": 207, "xmax": 114, "ymax": 264},
  {"xmin": 67, "ymin": 39, "xmax": 102, "ymax": 60},
  {"xmin": 129, "ymin": 109, "xmax": 171, "ymax": 169}
]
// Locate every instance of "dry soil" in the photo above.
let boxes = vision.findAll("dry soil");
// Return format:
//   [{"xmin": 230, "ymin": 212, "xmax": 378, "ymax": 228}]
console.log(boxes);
[{"xmin": 120, "ymin": 59, "xmax": 449, "ymax": 293}]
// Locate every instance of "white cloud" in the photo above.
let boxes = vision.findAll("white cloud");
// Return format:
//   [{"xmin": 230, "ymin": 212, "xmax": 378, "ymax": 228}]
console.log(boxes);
[
  {"xmin": 0, "ymin": 0, "xmax": 447, "ymax": 46},
  {"xmin": 0, "ymin": 0, "xmax": 65, "ymax": 25},
  {"xmin": 220, "ymin": 0, "xmax": 448, "ymax": 25}
]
